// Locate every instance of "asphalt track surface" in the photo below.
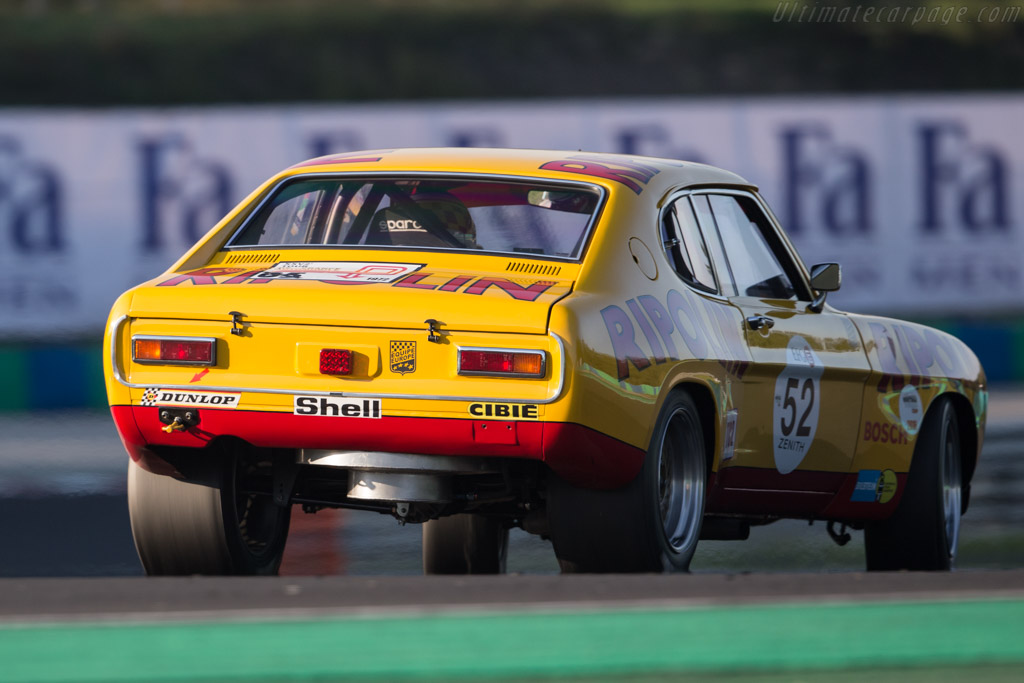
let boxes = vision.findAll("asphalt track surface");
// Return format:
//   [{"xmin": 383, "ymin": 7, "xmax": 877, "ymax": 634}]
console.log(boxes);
[{"xmin": 2, "ymin": 572, "xmax": 1024, "ymax": 682}]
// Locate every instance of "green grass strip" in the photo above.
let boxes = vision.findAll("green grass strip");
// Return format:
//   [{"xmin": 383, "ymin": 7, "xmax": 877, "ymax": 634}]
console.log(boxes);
[
  {"xmin": 0, "ymin": 346, "xmax": 29, "ymax": 411},
  {"xmin": 2, "ymin": 599, "xmax": 1023, "ymax": 682}
]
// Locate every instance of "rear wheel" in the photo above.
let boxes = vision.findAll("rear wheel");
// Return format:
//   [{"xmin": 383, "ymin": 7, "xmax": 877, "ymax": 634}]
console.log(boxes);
[
  {"xmin": 864, "ymin": 397, "xmax": 962, "ymax": 571},
  {"xmin": 548, "ymin": 391, "xmax": 706, "ymax": 573},
  {"xmin": 128, "ymin": 447, "xmax": 291, "ymax": 575},
  {"xmin": 422, "ymin": 514, "xmax": 509, "ymax": 574}
]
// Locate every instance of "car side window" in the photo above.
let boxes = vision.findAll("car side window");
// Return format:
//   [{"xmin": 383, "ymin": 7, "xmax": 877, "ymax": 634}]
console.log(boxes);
[
  {"xmin": 690, "ymin": 195, "xmax": 737, "ymax": 297},
  {"xmin": 662, "ymin": 197, "xmax": 717, "ymax": 292},
  {"xmin": 706, "ymin": 194, "xmax": 801, "ymax": 301}
]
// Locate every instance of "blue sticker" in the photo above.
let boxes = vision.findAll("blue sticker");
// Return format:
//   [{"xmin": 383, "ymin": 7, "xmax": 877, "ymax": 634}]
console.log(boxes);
[{"xmin": 851, "ymin": 470, "xmax": 881, "ymax": 502}]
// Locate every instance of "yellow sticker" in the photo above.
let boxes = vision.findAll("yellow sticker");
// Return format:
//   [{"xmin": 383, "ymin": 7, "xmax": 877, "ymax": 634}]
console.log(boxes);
[{"xmin": 876, "ymin": 469, "xmax": 898, "ymax": 504}]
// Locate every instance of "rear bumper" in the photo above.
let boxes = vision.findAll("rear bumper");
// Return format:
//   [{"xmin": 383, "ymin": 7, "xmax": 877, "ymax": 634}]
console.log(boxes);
[{"xmin": 110, "ymin": 405, "xmax": 644, "ymax": 490}]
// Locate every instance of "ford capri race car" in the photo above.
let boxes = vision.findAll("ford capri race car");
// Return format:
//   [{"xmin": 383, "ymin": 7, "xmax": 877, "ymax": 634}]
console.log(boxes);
[{"xmin": 105, "ymin": 148, "xmax": 986, "ymax": 575}]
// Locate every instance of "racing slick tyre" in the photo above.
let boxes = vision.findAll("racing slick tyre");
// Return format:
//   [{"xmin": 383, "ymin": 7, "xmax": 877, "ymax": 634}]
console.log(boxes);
[
  {"xmin": 547, "ymin": 391, "xmax": 707, "ymax": 573},
  {"xmin": 127, "ymin": 448, "xmax": 291, "ymax": 576},
  {"xmin": 422, "ymin": 514, "xmax": 509, "ymax": 574},
  {"xmin": 864, "ymin": 397, "xmax": 962, "ymax": 571}
]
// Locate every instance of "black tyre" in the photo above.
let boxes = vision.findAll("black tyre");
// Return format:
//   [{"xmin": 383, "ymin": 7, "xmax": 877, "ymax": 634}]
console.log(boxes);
[
  {"xmin": 422, "ymin": 514, "xmax": 509, "ymax": 574},
  {"xmin": 864, "ymin": 397, "xmax": 962, "ymax": 571},
  {"xmin": 547, "ymin": 391, "xmax": 706, "ymax": 573},
  {"xmin": 128, "ymin": 448, "xmax": 291, "ymax": 576}
]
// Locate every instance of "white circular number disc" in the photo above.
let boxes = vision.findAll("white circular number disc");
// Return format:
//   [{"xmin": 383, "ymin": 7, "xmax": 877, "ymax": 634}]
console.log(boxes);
[
  {"xmin": 899, "ymin": 385, "xmax": 923, "ymax": 436},
  {"xmin": 772, "ymin": 335, "xmax": 825, "ymax": 474}
]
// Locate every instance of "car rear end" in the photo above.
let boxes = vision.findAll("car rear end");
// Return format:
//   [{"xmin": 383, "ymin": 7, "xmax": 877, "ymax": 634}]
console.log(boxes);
[{"xmin": 106, "ymin": 166, "xmax": 606, "ymax": 526}]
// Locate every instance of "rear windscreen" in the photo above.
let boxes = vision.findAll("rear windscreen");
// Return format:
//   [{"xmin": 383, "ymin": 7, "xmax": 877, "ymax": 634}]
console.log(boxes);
[{"xmin": 227, "ymin": 177, "xmax": 602, "ymax": 260}]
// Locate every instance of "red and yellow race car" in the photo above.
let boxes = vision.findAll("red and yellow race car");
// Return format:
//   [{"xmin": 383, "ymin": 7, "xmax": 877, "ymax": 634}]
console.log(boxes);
[{"xmin": 105, "ymin": 148, "xmax": 986, "ymax": 574}]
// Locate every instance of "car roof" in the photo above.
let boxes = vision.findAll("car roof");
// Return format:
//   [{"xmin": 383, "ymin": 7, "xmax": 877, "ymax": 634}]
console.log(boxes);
[{"xmin": 285, "ymin": 148, "xmax": 755, "ymax": 195}]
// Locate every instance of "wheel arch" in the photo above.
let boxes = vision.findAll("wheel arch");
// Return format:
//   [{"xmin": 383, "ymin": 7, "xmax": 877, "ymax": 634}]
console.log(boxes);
[
  {"xmin": 942, "ymin": 391, "xmax": 979, "ymax": 511},
  {"xmin": 664, "ymin": 380, "xmax": 717, "ymax": 476}
]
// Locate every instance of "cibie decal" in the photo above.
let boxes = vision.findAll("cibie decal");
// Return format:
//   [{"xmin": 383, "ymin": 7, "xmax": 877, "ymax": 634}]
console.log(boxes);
[
  {"xmin": 140, "ymin": 388, "xmax": 241, "ymax": 409},
  {"xmin": 899, "ymin": 385, "xmax": 923, "ymax": 436},
  {"xmin": 252, "ymin": 262, "xmax": 423, "ymax": 284},
  {"xmin": 850, "ymin": 469, "xmax": 898, "ymax": 504},
  {"xmin": 390, "ymin": 341, "xmax": 416, "ymax": 375},
  {"xmin": 468, "ymin": 403, "xmax": 540, "ymax": 420},
  {"xmin": 772, "ymin": 335, "xmax": 824, "ymax": 474},
  {"xmin": 294, "ymin": 396, "xmax": 382, "ymax": 418}
]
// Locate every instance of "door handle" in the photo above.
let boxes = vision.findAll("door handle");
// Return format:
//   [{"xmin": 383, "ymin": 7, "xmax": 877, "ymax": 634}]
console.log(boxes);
[{"xmin": 746, "ymin": 315, "xmax": 775, "ymax": 331}]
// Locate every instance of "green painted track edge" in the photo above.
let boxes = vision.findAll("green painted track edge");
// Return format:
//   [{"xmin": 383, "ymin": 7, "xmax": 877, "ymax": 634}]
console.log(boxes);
[{"xmin": 3, "ymin": 598, "xmax": 1024, "ymax": 682}]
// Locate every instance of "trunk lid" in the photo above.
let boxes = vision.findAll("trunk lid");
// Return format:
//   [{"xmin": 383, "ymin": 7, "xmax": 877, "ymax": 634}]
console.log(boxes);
[{"xmin": 129, "ymin": 254, "xmax": 576, "ymax": 335}]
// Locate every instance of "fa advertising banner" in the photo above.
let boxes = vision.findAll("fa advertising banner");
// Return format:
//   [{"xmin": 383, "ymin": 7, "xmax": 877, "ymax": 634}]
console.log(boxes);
[{"xmin": 0, "ymin": 95, "xmax": 1021, "ymax": 338}]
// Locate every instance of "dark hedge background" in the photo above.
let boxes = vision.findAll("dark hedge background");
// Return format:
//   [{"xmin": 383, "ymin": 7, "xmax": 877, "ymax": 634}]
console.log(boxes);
[{"xmin": 1, "ymin": 0, "xmax": 1022, "ymax": 105}]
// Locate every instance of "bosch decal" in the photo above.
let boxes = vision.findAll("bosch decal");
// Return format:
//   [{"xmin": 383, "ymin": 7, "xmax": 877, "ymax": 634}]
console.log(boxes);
[
  {"xmin": 140, "ymin": 388, "xmax": 241, "ymax": 409},
  {"xmin": 468, "ymin": 403, "xmax": 540, "ymax": 420},
  {"xmin": 294, "ymin": 396, "xmax": 382, "ymax": 418},
  {"xmin": 851, "ymin": 469, "xmax": 898, "ymax": 504},
  {"xmin": 389, "ymin": 341, "xmax": 417, "ymax": 375},
  {"xmin": 863, "ymin": 420, "xmax": 909, "ymax": 445}
]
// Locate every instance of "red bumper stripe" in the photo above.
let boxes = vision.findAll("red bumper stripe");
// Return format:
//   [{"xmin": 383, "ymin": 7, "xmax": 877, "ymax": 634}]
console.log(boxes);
[{"xmin": 110, "ymin": 406, "xmax": 645, "ymax": 490}]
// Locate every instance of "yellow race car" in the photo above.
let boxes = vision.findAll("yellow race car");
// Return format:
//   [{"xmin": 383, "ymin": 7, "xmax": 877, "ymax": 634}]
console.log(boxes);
[{"xmin": 105, "ymin": 148, "xmax": 986, "ymax": 574}]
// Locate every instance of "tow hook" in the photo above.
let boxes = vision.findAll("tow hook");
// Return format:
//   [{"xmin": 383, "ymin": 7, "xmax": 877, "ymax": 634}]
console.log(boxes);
[
  {"xmin": 159, "ymin": 408, "xmax": 199, "ymax": 433},
  {"xmin": 827, "ymin": 520, "xmax": 852, "ymax": 546}
]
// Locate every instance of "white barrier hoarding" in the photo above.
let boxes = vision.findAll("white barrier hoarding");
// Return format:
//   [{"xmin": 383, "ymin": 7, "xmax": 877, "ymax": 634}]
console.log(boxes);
[{"xmin": 0, "ymin": 96, "xmax": 1021, "ymax": 339}]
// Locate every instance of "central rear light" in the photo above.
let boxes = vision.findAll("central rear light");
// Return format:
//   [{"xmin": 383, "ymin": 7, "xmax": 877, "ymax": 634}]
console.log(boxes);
[
  {"xmin": 133, "ymin": 337, "xmax": 216, "ymax": 365},
  {"xmin": 458, "ymin": 348, "xmax": 546, "ymax": 378},
  {"xmin": 320, "ymin": 348, "xmax": 353, "ymax": 375}
]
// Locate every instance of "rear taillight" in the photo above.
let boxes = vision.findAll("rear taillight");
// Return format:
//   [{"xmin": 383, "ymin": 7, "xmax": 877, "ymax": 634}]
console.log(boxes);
[
  {"xmin": 458, "ymin": 348, "xmax": 546, "ymax": 378},
  {"xmin": 319, "ymin": 348, "xmax": 353, "ymax": 375},
  {"xmin": 133, "ymin": 337, "xmax": 216, "ymax": 365}
]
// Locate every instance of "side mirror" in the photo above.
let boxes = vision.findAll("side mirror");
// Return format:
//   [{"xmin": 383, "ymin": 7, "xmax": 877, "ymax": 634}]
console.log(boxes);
[{"xmin": 808, "ymin": 262, "xmax": 841, "ymax": 313}]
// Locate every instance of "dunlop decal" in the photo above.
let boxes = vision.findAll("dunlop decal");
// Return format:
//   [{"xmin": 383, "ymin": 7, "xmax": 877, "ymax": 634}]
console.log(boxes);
[{"xmin": 140, "ymin": 388, "xmax": 241, "ymax": 409}]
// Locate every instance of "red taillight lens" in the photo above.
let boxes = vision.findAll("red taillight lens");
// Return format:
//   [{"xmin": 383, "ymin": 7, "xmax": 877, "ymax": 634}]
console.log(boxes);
[
  {"xmin": 133, "ymin": 338, "xmax": 215, "ymax": 365},
  {"xmin": 458, "ymin": 349, "xmax": 545, "ymax": 378},
  {"xmin": 320, "ymin": 348, "xmax": 353, "ymax": 375}
]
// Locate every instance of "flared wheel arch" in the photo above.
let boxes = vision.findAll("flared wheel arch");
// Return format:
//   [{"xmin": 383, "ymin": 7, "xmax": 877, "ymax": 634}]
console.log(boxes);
[
  {"xmin": 943, "ymin": 392, "xmax": 979, "ymax": 514},
  {"xmin": 659, "ymin": 381, "xmax": 718, "ymax": 479}
]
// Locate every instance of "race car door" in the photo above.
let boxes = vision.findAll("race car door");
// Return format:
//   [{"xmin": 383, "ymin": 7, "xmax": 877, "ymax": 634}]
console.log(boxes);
[{"xmin": 690, "ymin": 191, "xmax": 872, "ymax": 515}]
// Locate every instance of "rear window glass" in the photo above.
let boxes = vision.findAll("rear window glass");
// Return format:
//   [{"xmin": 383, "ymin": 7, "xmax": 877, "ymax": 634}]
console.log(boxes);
[{"xmin": 228, "ymin": 177, "xmax": 602, "ymax": 260}]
